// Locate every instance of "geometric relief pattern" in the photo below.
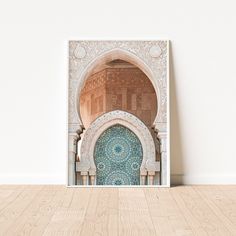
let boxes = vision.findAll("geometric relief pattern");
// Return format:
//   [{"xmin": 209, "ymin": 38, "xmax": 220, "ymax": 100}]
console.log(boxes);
[{"xmin": 94, "ymin": 125, "xmax": 143, "ymax": 185}]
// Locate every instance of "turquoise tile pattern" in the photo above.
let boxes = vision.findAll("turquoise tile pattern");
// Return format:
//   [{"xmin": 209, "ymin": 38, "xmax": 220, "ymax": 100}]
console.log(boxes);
[{"xmin": 94, "ymin": 125, "xmax": 143, "ymax": 185}]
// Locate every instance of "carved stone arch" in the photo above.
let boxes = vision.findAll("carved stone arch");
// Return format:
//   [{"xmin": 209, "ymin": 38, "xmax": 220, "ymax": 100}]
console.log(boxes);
[
  {"xmin": 77, "ymin": 110, "xmax": 160, "ymax": 175},
  {"xmin": 74, "ymin": 48, "xmax": 161, "ymax": 128}
]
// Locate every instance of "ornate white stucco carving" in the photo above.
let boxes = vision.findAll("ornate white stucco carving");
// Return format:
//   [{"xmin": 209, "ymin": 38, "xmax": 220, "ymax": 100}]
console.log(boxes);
[
  {"xmin": 77, "ymin": 110, "xmax": 159, "ymax": 173},
  {"xmin": 74, "ymin": 45, "xmax": 86, "ymax": 59},
  {"xmin": 69, "ymin": 40, "xmax": 168, "ymax": 133},
  {"xmin": 149, "ymin": 45, "xmax": 162, "ymax": 58}
]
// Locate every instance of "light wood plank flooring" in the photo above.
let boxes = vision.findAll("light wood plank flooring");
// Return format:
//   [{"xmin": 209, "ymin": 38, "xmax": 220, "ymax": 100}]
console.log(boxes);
[{"xmin": 0, "ymin": 185, "xmax": 235, "ymax": 236}]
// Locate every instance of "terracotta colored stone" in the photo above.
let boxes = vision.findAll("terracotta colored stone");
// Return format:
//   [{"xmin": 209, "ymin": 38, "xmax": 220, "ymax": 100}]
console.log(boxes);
[{"xmin": 80, "ymin": 67, "xmax": 157, "ymax": 129}]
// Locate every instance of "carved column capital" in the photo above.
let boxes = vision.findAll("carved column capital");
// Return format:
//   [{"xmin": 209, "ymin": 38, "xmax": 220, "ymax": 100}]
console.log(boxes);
[
  {"xmin": 146, "ymin": 160, "xmax": 160, "ymax": 172},
  {"xmin": 68, "ymin": 124, "xmax": 85, "ymax": 138},
  {"xmin": 68, "ymin": 133, "xmax": 79, "ymax": 153},
  {"xmin": 89, "ymin": 169, "xmax": 96, "ymax": 175},
  {"xmin": 76, "ymin": 124, "xmax": 85, "ymax": 136},
  {"xmin": 140, "ymin": 169, "xmax": 147, "ymax": 176}
]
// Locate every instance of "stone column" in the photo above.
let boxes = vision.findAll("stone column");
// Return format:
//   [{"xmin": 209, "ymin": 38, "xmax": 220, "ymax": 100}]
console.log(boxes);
[
  {"xmin": 157, "ymin": 132, "xmax": 168, "ymax": 185},
  {"xmin": 68, "ymin": 133, "xmax": 79, "ymax": 186},
  {"xmin": 81, "ymin": 171, "xmax": 88, "ymax": 185},
  {"xmin": 140, "ymin": 169, "xmax": 147, "ymax": 185},
  {"xmin": 90, "ymin": 176, "xmax": 95, "ymax": 185},
  {"xmin": 89, "ymin": 169, "xmax": 96, "ymax": 185},
  {"xmin": 148, "ymin": 171, "xmax": 155, "ymax": 185}
]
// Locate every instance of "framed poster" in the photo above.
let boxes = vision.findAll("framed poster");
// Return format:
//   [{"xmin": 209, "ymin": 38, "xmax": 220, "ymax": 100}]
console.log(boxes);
[{"xmin": 68, "ymin": 40, "xmax": 169, "ymax": 186}]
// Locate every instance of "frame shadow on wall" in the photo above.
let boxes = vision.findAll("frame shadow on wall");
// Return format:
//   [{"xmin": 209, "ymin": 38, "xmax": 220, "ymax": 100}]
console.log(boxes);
[{"xmin": 169, "ymin": 42, "xmax": 185, "ymax": 186}]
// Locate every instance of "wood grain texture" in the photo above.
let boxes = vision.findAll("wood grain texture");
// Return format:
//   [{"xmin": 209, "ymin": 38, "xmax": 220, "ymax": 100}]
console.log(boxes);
[{"xmin": 0, "ymin": 185, "xmax": 235, "ymax": 236}]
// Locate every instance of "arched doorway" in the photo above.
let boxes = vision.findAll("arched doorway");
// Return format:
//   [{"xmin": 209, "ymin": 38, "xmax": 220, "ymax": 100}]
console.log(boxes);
[
  {"xmin": 94, "ymin": 124, "xmax": 143, "ymax": 185},
  {"xmin": 76, "ymin": 110, "xmax": 160, "ymax": 185}
]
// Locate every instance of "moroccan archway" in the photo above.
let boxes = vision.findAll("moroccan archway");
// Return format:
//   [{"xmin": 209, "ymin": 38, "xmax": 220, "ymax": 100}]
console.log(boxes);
[
  {"xmin": 69, "ymin": 41, "xmax": 169, "ymax": 186},
  {"xmin": 76, "ymin": 110, "xmax": 160, "ymax": 181},
  {"xmin": 71, "ymin": 48, "xmax": 163, "ymax": 129}
]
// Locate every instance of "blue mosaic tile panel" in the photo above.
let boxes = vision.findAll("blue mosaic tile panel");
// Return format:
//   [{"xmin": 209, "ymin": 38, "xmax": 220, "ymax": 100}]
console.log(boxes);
[{"xmin": 94, "ymin": 125, "xmax": 143, "ymax": 185}]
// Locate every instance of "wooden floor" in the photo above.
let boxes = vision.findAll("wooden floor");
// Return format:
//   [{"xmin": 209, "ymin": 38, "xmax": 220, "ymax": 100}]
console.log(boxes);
[{"xmin": 0, "ymin": 186, "xmax": 236, "ymax": 236}]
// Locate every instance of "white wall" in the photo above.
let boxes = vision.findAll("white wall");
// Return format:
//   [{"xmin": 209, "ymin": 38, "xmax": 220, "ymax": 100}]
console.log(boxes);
[{"xmin": 0, "ymin": 0, "xmax": 236, "ymax": 184}]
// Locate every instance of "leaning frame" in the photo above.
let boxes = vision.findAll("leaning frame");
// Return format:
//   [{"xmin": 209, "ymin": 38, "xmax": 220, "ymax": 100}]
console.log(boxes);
[{"xmin": 68, "ymin": 40, "xmax": 170, "ymax": 187}]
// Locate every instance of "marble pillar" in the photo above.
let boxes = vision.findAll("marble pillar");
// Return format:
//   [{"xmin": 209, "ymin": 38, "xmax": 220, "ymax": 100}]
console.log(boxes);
[
  {"xmin": 81, "ymin": 171, "xmax": 88, "ymax": 185},
  {"xmin": 140, "ymin": 169, "xmax": 147, "ymax": 185},
  {"xmin": 157, "ymin": 132, "xmax": 168, "ymax": 185},
  {"xmin": 148, "ymin": 171, "xmax": 155, "ymax": 185},
  {"xmin": 89, "ymin": 169, "xmax": 96, "ymax": 185},
  {"xmin": 68, "ymin": 133, "xmax": 79, "ymax": 185}
]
